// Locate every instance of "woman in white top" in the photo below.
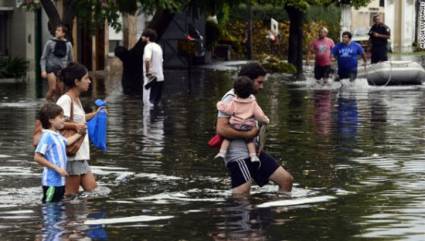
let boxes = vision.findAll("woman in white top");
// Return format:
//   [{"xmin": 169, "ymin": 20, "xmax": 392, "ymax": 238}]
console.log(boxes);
[{"xmin": 56, "ymin": 63, "xmax": 100, "ymax": 196}]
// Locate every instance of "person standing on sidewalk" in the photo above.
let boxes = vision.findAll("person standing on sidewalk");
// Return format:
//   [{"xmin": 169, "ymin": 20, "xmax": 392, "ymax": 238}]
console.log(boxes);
[
  {"xmin": 141, "ymin": 29, "xmax": 164, "ymax": 106},
  {"xmin": 307, "ymin": 27, "xmax": 335, "ymax": 84},
  {"xmin": 368, "ymin": 14, "xmax": 390, "ymax": 64},
  {"xmin": 40, "ymin": 24, "xmax": 73, "ymax": 102}
]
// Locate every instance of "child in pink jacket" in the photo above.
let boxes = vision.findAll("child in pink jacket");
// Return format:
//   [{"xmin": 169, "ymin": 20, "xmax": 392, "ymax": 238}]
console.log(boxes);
[{"xmin": 215, "ymin": 76, "xmax": 270, "ymax": 164}]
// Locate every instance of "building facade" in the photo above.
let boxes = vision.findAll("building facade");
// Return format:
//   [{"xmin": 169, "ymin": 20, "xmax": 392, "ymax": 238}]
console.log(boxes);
[
  {"xmin": 385, "ymin": 0, "xmax": 416, "ymax": 52},
  {"xmin": 0, "ymin": 0, "xmax": 36, "ymax": 82},
  {"xmin": 342, "ymin": 0, "xmax": 418, "ymax": 53}
]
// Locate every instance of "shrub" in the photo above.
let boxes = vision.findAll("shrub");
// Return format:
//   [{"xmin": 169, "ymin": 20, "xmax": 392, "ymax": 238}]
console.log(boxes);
[
  {"xmin": 0, "ymin": 57, "xmax": 29, "ymax": 78},
  {"xmin": 222, "ymin": 20, "xmax": 332, "ymax": 60},
  {"xmin": 259, "ymin": 54, "xmax": 296, "ymax": 74}
]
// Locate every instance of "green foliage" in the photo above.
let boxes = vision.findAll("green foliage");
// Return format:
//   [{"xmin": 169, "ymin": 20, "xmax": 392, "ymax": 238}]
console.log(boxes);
[
  {"xmin": 0, "ymin": 57, "xmax": 29, "ymax": 79},
  {"xmin": 223, "ymin": 19, "xmax": 333, "ymax": 59},
  {"xmin": 18, "ymin": 0, "xmax": 41, "ymax": 11},
  {"xmin": 259, "ymin": 54, "xmax": 296, "ymax": 74},
  {"xmin": 20, "ymin": 0, "xmax": 370, "ymax": 40},
  {"xmin": 255, "ymin": 0, "xmax": 371, "ymax": 10}
]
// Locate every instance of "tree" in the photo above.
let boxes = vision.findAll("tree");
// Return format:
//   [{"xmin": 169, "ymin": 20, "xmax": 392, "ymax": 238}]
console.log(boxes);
[
  {"xmin": 114, "ymin": 0, "xmax": 246, "ymax": 95},
  {"xmin": 23, "ymin": 0, "xmax": 372, "ymax": 85},
  {"xmin": 86, "ymin": 0, "xmax": 372, "ymax": 82},
  {"xmin": 22, "ymin": 0, "xmax": 247, "ymax": 95},
  {"xmin": 20, "ymin": 0, "xmax": 186, "ymax": 94}
]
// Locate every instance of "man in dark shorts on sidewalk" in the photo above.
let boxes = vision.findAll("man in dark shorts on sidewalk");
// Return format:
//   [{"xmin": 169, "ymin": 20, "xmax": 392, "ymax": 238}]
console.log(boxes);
[
  {"xmin": 369, "ymin": 14, "xmax": 390, "ymax": 64},
  {"xmin": 216, "ymin": 63, "xmax": 293, "ymax": 195}
]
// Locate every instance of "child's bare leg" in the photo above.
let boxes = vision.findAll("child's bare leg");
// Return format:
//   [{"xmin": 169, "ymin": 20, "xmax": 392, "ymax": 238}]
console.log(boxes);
[
  {"xmin": 247, "ymin": 141, "xmax": 260, "ymax": 164},
  {"xmin": 46, "ymin": 73, "xmax": 57, "ymax": 101},
  {"xmin": 215, "ymin": 139, "xmax": 230, "ymax": 159}
]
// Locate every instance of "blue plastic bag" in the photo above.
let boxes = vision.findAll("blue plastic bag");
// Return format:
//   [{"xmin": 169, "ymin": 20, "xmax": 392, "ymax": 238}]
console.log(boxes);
[{"xmin": 87, "ymin": 99, "xmax": 107, "ymax": 151}]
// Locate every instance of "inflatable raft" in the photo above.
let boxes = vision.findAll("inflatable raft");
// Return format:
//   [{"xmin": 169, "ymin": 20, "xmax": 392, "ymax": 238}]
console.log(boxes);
[{"xmin": 366, "ymin": 61, "xmax": 425, "ymax": 86}]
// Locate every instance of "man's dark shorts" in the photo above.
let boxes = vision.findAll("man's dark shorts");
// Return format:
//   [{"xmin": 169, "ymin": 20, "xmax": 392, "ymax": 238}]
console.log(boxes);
[
  {"xmin": 314, "ymin": 65, "xmax": 332, "ymax": 80},
  {"xmin": 226, "ymin": 152, "xmax": 280, "ymax": 188},
  {"xmin": 371, "ymin": 45, "xmax": 388, "ymax": 64},
  {"xmin": 46, "ymin": 65, "xmax": 62, "ymax": 75}
]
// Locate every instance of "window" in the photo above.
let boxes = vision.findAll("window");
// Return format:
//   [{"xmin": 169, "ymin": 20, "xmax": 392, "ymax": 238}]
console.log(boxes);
[{"xmin": 380, "ymin": 0, "xmax": 385, "ymax": 7}]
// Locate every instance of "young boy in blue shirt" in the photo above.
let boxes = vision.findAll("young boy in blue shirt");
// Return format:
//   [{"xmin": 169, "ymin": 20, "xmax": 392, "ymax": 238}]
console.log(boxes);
[
  {"xmin": 332, "ymin": 31, "xmax": 367, "ymax": 82},
  {"xmin": 34, "ymin": 103, "xmax": 84, "ymax": 203}
]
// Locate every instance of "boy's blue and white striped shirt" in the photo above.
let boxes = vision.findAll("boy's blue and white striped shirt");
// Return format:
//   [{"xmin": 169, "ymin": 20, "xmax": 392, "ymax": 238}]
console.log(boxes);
[{"xmin": 35, "ymin": 129, "xmax": 68, "ymax": 186}]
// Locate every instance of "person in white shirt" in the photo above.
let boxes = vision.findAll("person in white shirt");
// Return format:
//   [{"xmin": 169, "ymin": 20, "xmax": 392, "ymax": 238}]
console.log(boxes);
[
  {"xmin": 141, "ymin": 29, "xmax": 164, "ymax": 106},
  {"xmin": 56, "ymin": 63, "xmax": 101, "ymax": 196}
]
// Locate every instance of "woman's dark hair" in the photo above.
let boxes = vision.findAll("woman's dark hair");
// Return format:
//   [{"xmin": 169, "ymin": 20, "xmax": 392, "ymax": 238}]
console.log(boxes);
[
  {"xmin": 39, "ymin": 103, "xmax": 64, "ymax": 129},
  {"xmin": 238, "ymin": 63, "xmax": 267, "ymax": 80},
  {"xmin": 58, "ymin": 63, "xmax": 88, "ymax": 88},
  {"xmin": 234, "ymin": 76, "xmax": 254, "ymax": 99},
  {"xmin": 342, "ymin": 31, "xmax": 352, "ymax": 39},
  {"xmin": 142, "ymin": 28, "xmax": 157, "ymax": 42}
]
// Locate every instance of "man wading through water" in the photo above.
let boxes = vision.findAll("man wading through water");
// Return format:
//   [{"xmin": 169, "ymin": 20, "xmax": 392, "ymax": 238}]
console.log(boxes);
[
  {"xmin": 216, "ymin": 63, "xmax": 293, "ymax": 196},
  {"xmin": 368, "ymin": 14, "xmax": 391, "ymax": 64},
  {"xmin": 141, "ymin": 28, "xmax": 164, "ymax": 106}
]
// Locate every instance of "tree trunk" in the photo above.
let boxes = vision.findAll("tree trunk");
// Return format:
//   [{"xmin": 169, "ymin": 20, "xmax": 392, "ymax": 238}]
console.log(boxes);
[
  {"xmin": 62, "ymin": 0, "xmax": 77, "ymax": 42},
  {"xmin": 116, "ymin": 10, "xmax": 174, "ymax": 95},
  {"xmin": 285, "ymin": 5, "xmax": 304, "ymax": 78},
  {"xmin": 40, "ymin": 0, "xmax": 61, "ymax": 35},
  {"xmin": 40, "ymin": 0, "xmax": 76, "ymax": 41}
]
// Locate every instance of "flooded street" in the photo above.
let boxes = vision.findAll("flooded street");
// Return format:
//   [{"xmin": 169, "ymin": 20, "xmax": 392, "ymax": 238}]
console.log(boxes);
[{"xmin": 1, "ymin": 66, "xmax": 425, "ymax": 240}]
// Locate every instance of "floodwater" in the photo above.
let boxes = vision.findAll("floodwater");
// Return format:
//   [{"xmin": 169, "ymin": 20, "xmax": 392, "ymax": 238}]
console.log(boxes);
[{"xmin": 1, "ymin": 63, "xmax": 425, "ymax": 240}]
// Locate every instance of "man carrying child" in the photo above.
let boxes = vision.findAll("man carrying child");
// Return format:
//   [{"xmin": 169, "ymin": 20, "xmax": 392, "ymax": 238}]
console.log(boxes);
[{"xmin": 216, "ymin": 63, "xmax": 293, "ymax": 195}]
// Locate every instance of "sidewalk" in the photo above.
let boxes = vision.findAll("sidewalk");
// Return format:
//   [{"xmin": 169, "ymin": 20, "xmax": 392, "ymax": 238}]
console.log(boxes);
[{"xmin": 199, "ymin": 60, "xmax": 255, "ymax": 71}]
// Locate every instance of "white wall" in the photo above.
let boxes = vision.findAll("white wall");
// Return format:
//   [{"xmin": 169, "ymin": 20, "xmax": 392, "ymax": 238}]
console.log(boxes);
[
  {"xmin": 9, "ymin": 8, "xmax": 35, "ymax": 81},
  {"xmin": 402, "ymin": 0, "xmax": 416, "ymax": 52},
  {"xmin": 385, "ymin": 0, "xmax": 416, "ymax": 52}
]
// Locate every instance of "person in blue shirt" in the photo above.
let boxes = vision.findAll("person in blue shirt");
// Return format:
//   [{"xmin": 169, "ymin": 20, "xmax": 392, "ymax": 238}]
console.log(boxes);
[
  {"xmin": 332, "ymin": 31, "xmax": 367, "ymax": 82},
  {"xmin": 34, "ymin": 103, "xmax": 85, "ymax": 203}
]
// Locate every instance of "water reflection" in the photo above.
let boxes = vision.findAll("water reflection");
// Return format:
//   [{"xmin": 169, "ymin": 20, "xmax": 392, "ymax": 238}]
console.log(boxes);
[
  {"xmin": 336, "ymin": 91, "xmax": 358, "ymax": 146},
  {"xmin": 4, "ymin": 67, "xmax": 425, "ymax": 240},
  {"xmin": 368, "ymin": 93, "xmax": 387, "ymax": 145},
  {"xmin": 142, "ymin": 105, "xmax": 165, "ymax": 156},
  {"xmin": 210, "ymin": 198, "xmax": 272, "ymax": 241},
  {"xmin": 37, "ymin": 203, "xmax": 65, "ymax": 241},
  {"xmin": 35, "ymin": 201, "xmax": 107, "ymax": 241},
  {"xmin": 313, "ymin": 90, "xmax": 332, "ymax": 138},
  {"xmin": 85, "ymin": 211, "xmax": 109, "ymax": 240}
]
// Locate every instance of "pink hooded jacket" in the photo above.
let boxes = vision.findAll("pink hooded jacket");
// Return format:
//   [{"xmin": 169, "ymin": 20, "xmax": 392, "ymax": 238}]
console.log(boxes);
[{"xmin": 217, "ymin": 96, "xmax": 270, "ymax": 130}]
